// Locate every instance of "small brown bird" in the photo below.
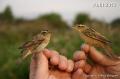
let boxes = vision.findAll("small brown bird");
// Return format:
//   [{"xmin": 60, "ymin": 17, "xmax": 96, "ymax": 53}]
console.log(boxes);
[
  {"xmin": 72, "ymin": 24, "xmax": 118, "ymax": 59},
  {"xmin": 19, "ymin": 30, "xmax": 51, "ymax": 60}
]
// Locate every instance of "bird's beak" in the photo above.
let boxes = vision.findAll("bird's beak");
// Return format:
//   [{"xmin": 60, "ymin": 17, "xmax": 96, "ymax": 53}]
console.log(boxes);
[
  {"xmin": 71, "ymin": 26, "xmax": 77, "ymax": 30},
  {"xmin": 71, "ymin": 26, "xmax": 74, "ymax": 29}
]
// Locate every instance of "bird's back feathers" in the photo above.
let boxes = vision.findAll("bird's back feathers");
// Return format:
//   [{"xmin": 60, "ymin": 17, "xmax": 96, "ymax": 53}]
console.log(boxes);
[
  {"xmin": 19, "ymin": 39, "xmax": 44, "ymax": 49},
  {"xmin": 19, "ymin": 41, "xmax": 34, "ymax": 49},
  {"xmin": 82, "ymin": 28, "xmax": 112, "ymax": 45}
]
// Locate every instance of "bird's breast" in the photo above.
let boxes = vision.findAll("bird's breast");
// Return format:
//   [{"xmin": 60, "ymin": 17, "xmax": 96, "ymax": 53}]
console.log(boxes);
[
  {"xmin": 80, "ymin": 33, "xmax": 99, "ymax": 45},
  {"xmin": 36, "ymin": 42, "xmax": 48, "ymax": 52}
]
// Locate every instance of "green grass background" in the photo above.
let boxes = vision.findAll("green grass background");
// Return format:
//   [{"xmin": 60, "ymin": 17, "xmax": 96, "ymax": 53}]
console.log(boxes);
[{"xmin": 0, "ymin": 19, "xmax": 120, "ymax": 79}]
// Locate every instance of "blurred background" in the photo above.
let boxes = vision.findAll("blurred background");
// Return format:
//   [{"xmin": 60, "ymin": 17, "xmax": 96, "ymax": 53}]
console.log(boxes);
[{"xmin": 0, "ymin": 0, "xmax": 120, "ymax": 79}]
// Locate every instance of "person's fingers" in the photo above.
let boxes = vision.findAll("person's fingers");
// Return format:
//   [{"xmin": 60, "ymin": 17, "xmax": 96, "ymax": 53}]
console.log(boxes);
[
  {"xmin": 66, "ymin": 60, "xmax": 74, "ymax": 72},
  {"xmin": 81, "ymin": 44, "xmax": 90, "ymax": 53},
  {"xmin": 50, "ymin": 50, "xmax": 60, "ymax": 65},
  {"xmin": 73, "ymin": 50, "xmax": 90, "ymax": 73},
  {"xmin": 58, "ymin": 55, "xmax": 68, "ymax": 70},
  {"xmin": 48, "ymin": 75, "xmax": 56, "ymax": 79},
  {"xmin": 43, "ymin": 49, "xmax": 60, "ymax": 65},
  {"xmin": 82, "ymin": 44, "xmax": 117, "ymax": 66},
  {"xmin": 30, "ymin": 56, "xmax": 37, "ymax": 79},
  {"xmin": 74, "ymin": 58, "xmax": 92, "ymax": 74},
  {"xmin": 82, "ymin": 63, "xmax": 92, "ymax": 74},
  {"xmin": 33, "ymin": 52, "xmax": 49, "ymax": 79},
  {"xmin": 72, "ymin": 69, "xmax": 87, "ymax": 79},
  {"xmin": 43, "ymin": 49, "xmax": 52, "ymax": 58},
  {"xmin": 90, "ymin": 47, "xmax": 119, "ymax": 66},
  {"xmin": 73, "ymin": 51, "xmax": 87, "ymax": 61},
  {"xmin": 74, "ymin": 60, "xmax": 86, "ymax": 71}
]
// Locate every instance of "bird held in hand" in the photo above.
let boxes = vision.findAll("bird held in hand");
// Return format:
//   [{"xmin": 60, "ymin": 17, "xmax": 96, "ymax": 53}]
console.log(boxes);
[
  {"xmin": 72, "ymin": 24, "xmax": 118, "ymax": 59},
  {"xmin": 19, "ymin": 30, "xmax": 51, "ymax": 60}
]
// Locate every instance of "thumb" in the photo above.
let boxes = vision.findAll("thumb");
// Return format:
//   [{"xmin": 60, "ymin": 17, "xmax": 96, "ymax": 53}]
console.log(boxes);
[
  {"xmin": 81, "ymin": 44, "xmax": 117, "ymax": 66},
  {"xmin": 89, "ymin": 47, "xmax": 115, "ymax": 66},
  {"xmin": 33, "ymin": 52, "xmax": 49, "ymax": 79},
  {"xmin": 89, "ymin": 47, "xmax": 118, "ymax": 66}
]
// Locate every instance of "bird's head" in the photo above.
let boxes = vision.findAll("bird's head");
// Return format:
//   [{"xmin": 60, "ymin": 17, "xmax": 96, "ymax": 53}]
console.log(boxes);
[
  {"xmin": 34, "ymin": 30, "xmax": 51, "ymax": 40},
  {"xmin": 40, "ymin": 30, "xmax": 51, "ymax": 39},
  {"xmin": 72, "ymin": 24, "xmax": 87, "ymax": 32}
]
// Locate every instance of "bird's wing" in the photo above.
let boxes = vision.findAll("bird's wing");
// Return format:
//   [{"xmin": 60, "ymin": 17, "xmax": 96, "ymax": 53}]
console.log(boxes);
[
  {"xmin": 82, "ymin": 28, "xmax": 112, "ymax": 45},
  {"xmin": 19, "ymin": 39, "xmax": 44, "ymax": 49}
]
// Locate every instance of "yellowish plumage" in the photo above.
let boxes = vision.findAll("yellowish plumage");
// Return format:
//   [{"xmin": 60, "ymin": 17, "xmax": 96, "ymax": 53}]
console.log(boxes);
[
  {"xmin": 72, "ymin": 24, "xmax": 118, "ymax": 59},
  {"xmin": 19, "ymin": 30, "xmax": 51, "ymax": 60}
]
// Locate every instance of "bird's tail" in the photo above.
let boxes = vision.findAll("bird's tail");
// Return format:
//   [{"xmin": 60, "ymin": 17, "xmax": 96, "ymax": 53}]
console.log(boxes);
[
  {"xmin": 21, "ymin": 50, "xmax": 32, "ymax": 59},
  {"xmin": 103, "ymin": 45, "xmax": 120, "ymax": 60},
  {"xmin": 16, "ymin": 58, "xmax": 23, "ymax": 64},
  {"xmin": 16, "ymin": 50, "xmax": 32, "ymax": 64}
]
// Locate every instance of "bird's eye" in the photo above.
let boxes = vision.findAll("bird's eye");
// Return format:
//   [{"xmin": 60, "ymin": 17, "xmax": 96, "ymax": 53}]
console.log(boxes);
[
  {"xmin": 41, "ymin": 31, "xmax": 47, "ymax": 35},
  {"xmin": 43, "ymin": 31, "xmax": 47, "ymax": 33},
  {"xmin": 43, "ymin": 31, "xmax": 46, "ymax": 33},
  {"xmin": 78, "ymin": 25, "xmax": 84, "ymax": 28}
]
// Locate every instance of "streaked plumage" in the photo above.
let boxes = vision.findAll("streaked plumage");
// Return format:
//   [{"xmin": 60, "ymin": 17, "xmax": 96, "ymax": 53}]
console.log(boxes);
[
  {"xmin": 19, "ymin": 30, "xmax": 51, "ymax": 60},
  {"xmin": 72, "ymin": 24, "xmax": 118, "ymax": 59}
]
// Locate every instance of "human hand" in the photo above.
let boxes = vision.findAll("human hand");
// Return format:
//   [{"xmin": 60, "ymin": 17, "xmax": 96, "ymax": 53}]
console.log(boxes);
[
  {"xmin": 29, "ymin": 49, "xmax": 74, "ymax": 79},
  {"xmin": 72, "ymin": 44, "xmax": 120, "ymax": 79}
]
